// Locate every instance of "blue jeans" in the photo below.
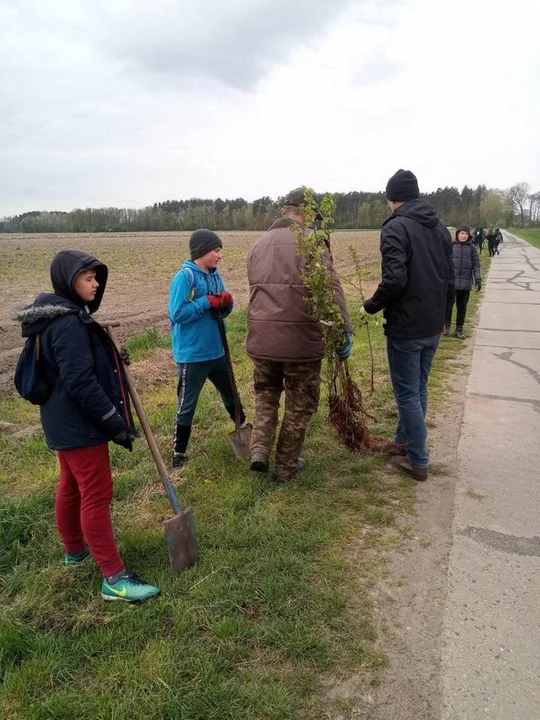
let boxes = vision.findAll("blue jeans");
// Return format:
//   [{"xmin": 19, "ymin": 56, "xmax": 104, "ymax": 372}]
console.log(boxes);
[{"xmin": 386, "ymin": 334, "xmax": 440, "ymax": 466}]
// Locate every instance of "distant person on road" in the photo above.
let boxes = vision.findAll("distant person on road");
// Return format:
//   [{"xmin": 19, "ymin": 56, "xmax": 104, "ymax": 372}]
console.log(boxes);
[
  {"xmin": 13, "ymin": 250, "xmax": 161, "ymax": 603},
  {"xmin": 363, "ymin": 170, "xmax": 453, "ymax": 482},
  {"xmin": 487, "ymin": 227, "xmax": 497, "ymax": 256},
  {"xmin": 246, "ymin": 187, "xmax": 353, "ymax": 483},
  {"xmin": 168, "ymin": 229, "xmax": 248, "ymax": 469},
  {"xmin": 444, "ymin": 225, "xmax": 482, "ymax": 339},
  {"xmin": 473, "ymin": 226, "xmax": 485, "ymax": 254},
  {"xmin": 494, "ymin": 228, "xmax": 503, "ymax": 255}
]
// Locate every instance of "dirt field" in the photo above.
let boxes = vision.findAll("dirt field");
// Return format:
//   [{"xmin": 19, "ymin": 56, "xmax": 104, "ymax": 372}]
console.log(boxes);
[{"xmin": 0, "ymin": 230, "xmax": 381, "ymax": 395}]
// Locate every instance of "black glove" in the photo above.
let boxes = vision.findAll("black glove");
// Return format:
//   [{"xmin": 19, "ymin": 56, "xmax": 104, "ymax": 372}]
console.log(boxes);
[
  {"xmin": 476, "ymin": 281, "xmax": 482, "ymax": 292},
  {"xmin": 119, "ymin": 346, "xmax": 131, "ymax": 366},
  {"xmin": 210, "ymin": 307, "xmax": 228, "ymax": 320},
  {"xmin": 113, "ymin": 429, "xmax": 133, "ymax": 452}
]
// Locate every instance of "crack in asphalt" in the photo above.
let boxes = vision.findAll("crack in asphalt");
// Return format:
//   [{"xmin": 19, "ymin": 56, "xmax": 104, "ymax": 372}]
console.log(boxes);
[
  {"xmin": 520, "ymin": 252, "xmax": 540, "ymax": 274},
  {"xmin": 462, "ymin": 527, "xmax": 540, "ymax": 557},
  {"xmin": 482, "ymin": 301, "xmax": 540, "ymax": 305},
  {"xmin": 479, "ymin": 327, "xmax": 540, "ymax": 333},
  {"xmin": 476, "ymin": 344, "xmax": 540, "ymax": 351},
  {"xmin": 493, "ymin": 349, "xmax": 540, "ymax": 386},
  {"xmin": 503, "ymin": 271, "xmax": 537, "ymax": 291},
  {"xmin": 468, "ymin": 392, "xmax": 540, "ymax": 414}
]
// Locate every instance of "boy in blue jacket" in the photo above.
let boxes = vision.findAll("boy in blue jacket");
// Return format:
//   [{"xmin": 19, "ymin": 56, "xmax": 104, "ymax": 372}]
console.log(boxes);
[
  {"xmin": 14, "ymin": 250, "xmax": 161, "ymax": 603},
  {"xmin": 169, "ymin": 229, "xmax": 246, "ymax": 468}
]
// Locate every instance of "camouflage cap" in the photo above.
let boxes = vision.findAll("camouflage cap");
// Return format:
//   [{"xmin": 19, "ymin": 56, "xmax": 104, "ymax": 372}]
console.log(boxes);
[
  {"xmin": 282, "ymin": 186, "xmax": 309, "ymax": 207},
  {"xmin": 282, "ymin": 186, "xmax": 323, "ymax": 221}
]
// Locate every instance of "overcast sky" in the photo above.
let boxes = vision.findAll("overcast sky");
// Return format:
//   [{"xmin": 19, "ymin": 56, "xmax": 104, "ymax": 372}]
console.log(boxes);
[{"xmin": 1, "ymin": 0, "xmax": 539, "ymax": 215}]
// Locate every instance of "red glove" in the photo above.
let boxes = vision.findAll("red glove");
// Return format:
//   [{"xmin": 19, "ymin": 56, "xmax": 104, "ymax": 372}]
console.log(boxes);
[
  {"xmin": 219, "ymin": 291, "xmax": 233, "ymax": 308},
  {"xmin": 207, "ymin": 292, "xmax": 233, "ymax": 309},
  {"xmin": 207, "ymin": 294, "xmax": 222, "ymax": 309}
]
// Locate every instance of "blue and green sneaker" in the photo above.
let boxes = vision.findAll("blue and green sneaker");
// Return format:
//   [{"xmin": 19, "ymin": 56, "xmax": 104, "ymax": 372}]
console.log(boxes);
[
  {"xmin": 64, "ymin": 546, "xmax": 91, "ymax": 566},
  {"xmin": 101, "ymin": 572, "xmax": 161, "ymax": 603}
]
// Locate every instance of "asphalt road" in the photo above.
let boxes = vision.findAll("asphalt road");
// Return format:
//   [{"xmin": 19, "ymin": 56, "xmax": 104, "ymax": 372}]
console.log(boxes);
[{"xmin": 441, "ymin": 231, "xmax": 540, "ymax": 719}]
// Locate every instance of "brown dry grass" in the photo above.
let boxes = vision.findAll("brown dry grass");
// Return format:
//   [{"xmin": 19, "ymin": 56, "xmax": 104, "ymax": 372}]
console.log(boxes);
[{"xmin": 0, "ymin": 230, "xmax": 381, "ymax": 395}]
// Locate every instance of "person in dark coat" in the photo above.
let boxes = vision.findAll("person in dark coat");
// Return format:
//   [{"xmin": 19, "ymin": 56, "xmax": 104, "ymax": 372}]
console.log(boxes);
[
  {"xmin": 493, "ymin": 228, "xmax": 503, "ymax": 255},
  {"xmin": 444, "ymin": 225, "xmax": 482, "ymax": 339},
  {"xmin": 14, "ymin": 250, "xmax": 160, "ymax": 603},
  {"xmin": 363, "ymin": 170, "xmax": 453, "ymax": 482},
  {"xmin": 487, "ymin": 227, "xmax": 497, "ymax": 256},
  {"xmin": 473, "ymin": 227, "xmax": 485, "ymax": 254}
]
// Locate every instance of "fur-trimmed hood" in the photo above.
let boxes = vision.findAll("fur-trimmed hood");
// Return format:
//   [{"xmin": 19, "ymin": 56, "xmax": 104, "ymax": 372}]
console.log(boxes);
[
  {"xmin": 13, "ymin": 293, "xmax": 83, "ymax": 338},
  {"xmin": 13, "ymin": 249, "xmax": 107, "ymax": 338}
]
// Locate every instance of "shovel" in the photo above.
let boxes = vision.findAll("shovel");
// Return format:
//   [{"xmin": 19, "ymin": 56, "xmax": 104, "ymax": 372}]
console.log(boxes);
[
  {"xmin": 216, "ymin": 317, "xmax": 252, "ymax": 458},
  {"xmin": 104, "ymin": 324, "xmax": 197, "ymax": 574}
]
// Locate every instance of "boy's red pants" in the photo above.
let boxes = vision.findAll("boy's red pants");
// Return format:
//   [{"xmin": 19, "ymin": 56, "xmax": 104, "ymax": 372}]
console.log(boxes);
[{"xmin": 56, "ymin": 444, "xmax": 124, "ymax": 578}]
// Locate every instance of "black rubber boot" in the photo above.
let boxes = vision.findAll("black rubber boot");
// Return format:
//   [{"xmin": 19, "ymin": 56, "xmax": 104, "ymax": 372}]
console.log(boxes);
[{"xmin": 172, "ymin": 424, "xmax": 192, "ymax": 468}]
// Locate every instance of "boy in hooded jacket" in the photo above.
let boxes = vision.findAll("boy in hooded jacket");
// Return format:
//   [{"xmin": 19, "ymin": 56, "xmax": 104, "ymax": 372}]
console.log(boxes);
[
  {"xmin": 14, "ymin": 250, "xmax": 161, "ymax": 603},
  {"xmin": 169, "ymin": 229, "xmax": 247, "ymax": 468},
  {"xmin": 444, "ymin": 225, "xmax": 482, "ymax": 339}
]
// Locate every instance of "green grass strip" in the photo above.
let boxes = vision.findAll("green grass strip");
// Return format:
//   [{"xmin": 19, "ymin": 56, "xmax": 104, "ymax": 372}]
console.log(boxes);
[
  {"xmin": 0, "ymin": 286, "xmax": 488, "ymax": 719},
  {"xmin": 509, "ymin": 227, "xmax": 540, "ymax": 249}
]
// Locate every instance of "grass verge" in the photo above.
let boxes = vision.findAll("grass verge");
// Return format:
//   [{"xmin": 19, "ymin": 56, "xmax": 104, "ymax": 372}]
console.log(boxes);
[
  {"xmin": 0, "ymin": 269, "xmax": 488, "ymax": 719},
  {"xmin": 509, "ymin": 227, "xmax": 540, "ymax": 249}
]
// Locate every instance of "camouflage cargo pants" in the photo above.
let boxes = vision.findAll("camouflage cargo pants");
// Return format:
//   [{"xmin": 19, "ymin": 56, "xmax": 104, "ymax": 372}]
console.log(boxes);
[{"xmin": 250, "ymin": 359, "xmax": 322, "ymax": 480}]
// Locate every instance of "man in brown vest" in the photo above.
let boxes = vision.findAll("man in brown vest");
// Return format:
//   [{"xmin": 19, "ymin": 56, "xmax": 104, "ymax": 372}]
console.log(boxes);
[{"xmin": 246, "ymin": 188, "xmax": 353, "ymax": 482}]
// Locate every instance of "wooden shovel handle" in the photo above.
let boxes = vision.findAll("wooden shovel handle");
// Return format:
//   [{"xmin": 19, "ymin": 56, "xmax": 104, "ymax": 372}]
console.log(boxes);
[{"xmin": 103, "ymin": 324, "xmax": 181, "ymax": 514}]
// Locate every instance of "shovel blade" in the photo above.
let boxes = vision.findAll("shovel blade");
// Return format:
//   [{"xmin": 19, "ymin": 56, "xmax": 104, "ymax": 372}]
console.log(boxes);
[
  {"xmin": 163, "ymin": 507, "xmax": 198, "ymax": 574},
  {"xmin": 228, "ymin": 423, "xmax": 253, "ymax": 458}
]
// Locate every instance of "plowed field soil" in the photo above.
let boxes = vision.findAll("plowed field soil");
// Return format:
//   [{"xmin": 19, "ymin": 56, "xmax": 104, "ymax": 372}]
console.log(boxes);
[{"xmin": 1, "ymin": 230, "xmax": 380, "ymax": 395}]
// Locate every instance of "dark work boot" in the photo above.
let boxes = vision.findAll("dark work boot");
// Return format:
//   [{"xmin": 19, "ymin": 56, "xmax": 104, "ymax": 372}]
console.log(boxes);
[
  {"xmin": 455, "ymin": 326, "xmax": 465, "ymax": 340},
  {"xmin": 172, "ymin": 424, "xmax": 192, "ymax": 469},
  {"xmin": 250, "ymin": 452, "xmax": 269, "ymax": 473},
  {"xmin": 172, "ymin": 452, "xmax": 189, "ymax": 469},
  {"xmin": 274, "ymin": 458, "xmax": 307, "ymax": 483},
  {"xmin": 391, "ymin": 455, "xmax": 428, "ymax": 482}
]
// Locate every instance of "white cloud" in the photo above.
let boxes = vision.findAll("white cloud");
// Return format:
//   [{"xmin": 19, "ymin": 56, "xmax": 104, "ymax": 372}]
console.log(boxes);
[{"xmin": 0, "ymin": 0, "xmax": 539, "ymax": 215}]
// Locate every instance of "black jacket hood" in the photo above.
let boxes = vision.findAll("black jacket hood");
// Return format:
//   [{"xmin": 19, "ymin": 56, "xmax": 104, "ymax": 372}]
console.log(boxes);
[
  {"xmin": 384, "ymin": 199, "xmax": 440, "ymax": 229},
  {"xmin": 13, "ymin": 250, "xmax": 107, "ymax": 338},
  {"xmin": 50, "ymin": 250, "xmax": 108, "ymax": 314}
]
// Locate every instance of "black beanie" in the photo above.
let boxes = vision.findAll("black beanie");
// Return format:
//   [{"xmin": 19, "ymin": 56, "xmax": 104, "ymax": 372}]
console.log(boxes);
[
  {"xmin": 385, "ymin": 169, "xmax": 420, "ymax": 202},
  {"xmin": 189, "ymin": 229, "xmax": 222, "ymax": 260},
  {"xmin": 456, "ymin": 224, "xmax": 471, "ymax": 239}
]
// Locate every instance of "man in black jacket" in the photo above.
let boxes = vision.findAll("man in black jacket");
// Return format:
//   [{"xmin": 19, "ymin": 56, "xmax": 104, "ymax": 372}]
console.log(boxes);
[
  {"xmin": 14, "ymin": 250, "xmax": 161, "ymax": 602},
  {"xmin": 364, "ymin": 170, "xmax": 452, "ymax": 481}
]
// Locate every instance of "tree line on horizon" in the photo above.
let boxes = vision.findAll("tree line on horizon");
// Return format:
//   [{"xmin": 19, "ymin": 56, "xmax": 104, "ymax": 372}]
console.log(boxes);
[{"xmin": 1, "ymin": 182, "xmax": 537, "ymax": 234}]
